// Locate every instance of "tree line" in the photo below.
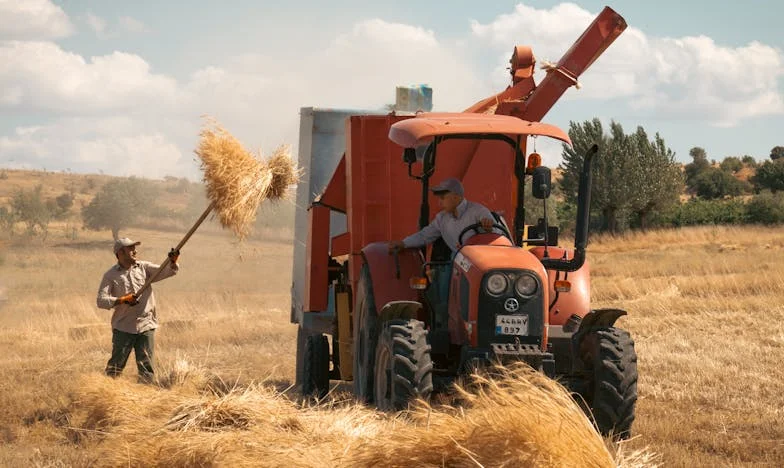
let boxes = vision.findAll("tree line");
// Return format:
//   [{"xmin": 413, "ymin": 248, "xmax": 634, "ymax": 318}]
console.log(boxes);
[
  {"xmin": 0, "ymin": 175, "xmax": 294, "ymax": 241},
  {"xmin": 557, "ymin": 119, "xmax": 784, "ymax": 232},
  {"xmin": 1, "ymin": 121, "xmax": 781, "ymax": 240}
]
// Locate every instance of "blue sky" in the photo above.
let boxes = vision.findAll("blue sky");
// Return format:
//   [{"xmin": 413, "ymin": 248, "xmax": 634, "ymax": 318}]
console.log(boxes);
[{"xmin": 1, "ymin": 1, "xmax": 782, "ymax": 178}]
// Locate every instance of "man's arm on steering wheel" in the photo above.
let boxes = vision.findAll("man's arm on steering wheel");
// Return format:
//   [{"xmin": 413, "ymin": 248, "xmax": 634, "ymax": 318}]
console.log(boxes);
[{"xmin": 389, "ymin": 215, "xmax": 443, "ymax": 252}]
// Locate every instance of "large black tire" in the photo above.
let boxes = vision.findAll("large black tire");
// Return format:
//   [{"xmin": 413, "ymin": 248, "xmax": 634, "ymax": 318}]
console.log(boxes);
[
  {"xmin": 374, "ymin": 319, "xmax": 434, "ymax": 411},
  {"xmin": 302, "ymin": 333, "xmax": 330, "ymax": 398},
  {"xmin": 580, "ymin": 327, "xmax": 638, "ymax": 439},
  {"xmin": 353, "ymin": 264, "xmax": 378, "ymax": 403}
]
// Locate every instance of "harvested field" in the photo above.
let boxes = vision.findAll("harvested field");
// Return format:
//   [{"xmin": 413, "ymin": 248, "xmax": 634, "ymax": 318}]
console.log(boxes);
[{"xmin": 0, "ymin": 223, "xmax": 782, "ymax": 466}]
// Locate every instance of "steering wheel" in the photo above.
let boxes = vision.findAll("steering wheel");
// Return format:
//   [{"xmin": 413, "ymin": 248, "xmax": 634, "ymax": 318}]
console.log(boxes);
[{"xmin": 458, "ymin": 222, "xmax": 513, "ymax": 246}]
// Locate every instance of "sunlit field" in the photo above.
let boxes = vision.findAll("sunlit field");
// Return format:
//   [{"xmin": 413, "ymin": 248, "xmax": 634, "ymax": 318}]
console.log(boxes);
[{"xmin": 0, "ymin": 222, "xmax": 782, "ymax": 467}]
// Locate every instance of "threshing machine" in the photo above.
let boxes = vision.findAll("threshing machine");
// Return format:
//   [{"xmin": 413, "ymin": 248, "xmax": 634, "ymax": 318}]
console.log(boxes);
[{"xmin": 291, "ymin": 6, "xmax": 637, "ymax": 438}]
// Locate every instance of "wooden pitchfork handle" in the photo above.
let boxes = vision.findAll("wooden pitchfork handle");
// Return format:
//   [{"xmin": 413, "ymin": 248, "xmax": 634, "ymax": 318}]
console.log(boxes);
[{"xmin": 134, "ymin": 201, "xmax": 215, "ymax": 298}]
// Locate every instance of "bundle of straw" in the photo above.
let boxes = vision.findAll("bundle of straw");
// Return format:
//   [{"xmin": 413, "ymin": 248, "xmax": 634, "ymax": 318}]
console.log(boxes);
[
  {"xmin": 194, "ymin": 119, "xmax": 298, "ymax": 239},
  {"xmin": 265, "ymin": 144, "xmax": 299, "ymax": 200}
]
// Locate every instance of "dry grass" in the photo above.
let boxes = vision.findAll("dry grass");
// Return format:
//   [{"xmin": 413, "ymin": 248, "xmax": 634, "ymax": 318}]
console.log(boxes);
[
  {"xmin": 348, "ymin": 364, "xmax": 617, "ymax": 467},
  {"xmin": 1, "ymin": 223, "xmax": 782, "ymax": 466},
  {"xmin": 194, "ymin": 119, "xmax": 297, "ymax": 239}
]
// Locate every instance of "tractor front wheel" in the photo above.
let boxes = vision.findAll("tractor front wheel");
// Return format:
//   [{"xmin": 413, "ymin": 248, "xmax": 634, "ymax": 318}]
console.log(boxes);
[
  {"xmin": 580, "ymin": 326, "xmax": 638, "ymax": 439},
  {"xmin": 373, "ymin": 319, "xmax": 434, "ymax": 411}
]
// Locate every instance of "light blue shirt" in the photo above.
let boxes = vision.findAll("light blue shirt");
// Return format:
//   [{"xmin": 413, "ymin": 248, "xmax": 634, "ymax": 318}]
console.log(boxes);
[{"xmin": 402, "ymin": 198, "xmax": 494, "ymax": 252}]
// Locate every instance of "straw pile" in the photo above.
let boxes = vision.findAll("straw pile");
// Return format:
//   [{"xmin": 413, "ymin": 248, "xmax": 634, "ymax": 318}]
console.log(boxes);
[
  {"xmin": 348, "ymin": 362, "xmax": 617, "ymax": 467},
  {"xmin": 66, "ymin": 361, "xmax": 656, "ymax": 467},
  {"xmin": 194, "ymin": 119, "xmax": 298, "ymax": 239}
]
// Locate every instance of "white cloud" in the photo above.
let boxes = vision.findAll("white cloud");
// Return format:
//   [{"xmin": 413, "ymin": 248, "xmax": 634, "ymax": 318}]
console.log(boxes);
[
  {"xmin": 469, "ymin": 3, "xmax": 784, "ymax": 127},
  {"xmin": 0, "ymin": 41, "xmax": 180, "ymax": 113},
  {"xmin": 2, "ymin": 4, "xmax": 783, "ymax": 179},
  {"xmin": 119, "ymin": 16, "xmax": 149, "ymax": 34},
  {"xmin": 0, "ymin": 0, "xmax": 74, "ymax": 40},
  {"xmin": 85, "ymin": 12, "xmax": 106, "ymax": 35},
  {"xmin": 0, "ymin": 118, "xmax": 186, "ymax": 179}
]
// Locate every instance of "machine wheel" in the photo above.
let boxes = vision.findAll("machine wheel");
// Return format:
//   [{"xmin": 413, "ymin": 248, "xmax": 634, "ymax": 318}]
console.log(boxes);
[
  {"xmin": 374, "ymin": 319, "xmax": 434, "ymax": 411},
  {"xmin": 580, "ymin": 326, "xmax": 638, "ymax": 439},
  {"xmin": 353, "ymin": 264, "xmax": 378, "ymax": 403},
  {"xmin": 302, "ymin": 333, "xmax": 330, "ymax": 398}
]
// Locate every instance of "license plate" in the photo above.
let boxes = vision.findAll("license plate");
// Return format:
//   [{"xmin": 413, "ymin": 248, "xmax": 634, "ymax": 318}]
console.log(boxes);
[{"xmin": 495, "ymin": 315, "xmax": 529, "ymax": 336}]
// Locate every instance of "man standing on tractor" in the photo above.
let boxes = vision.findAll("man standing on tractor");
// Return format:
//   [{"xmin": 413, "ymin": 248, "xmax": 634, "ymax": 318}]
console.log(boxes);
[
  {"xmin": 97, "ymin": 237, "xmax": 180, "ymax": 383},
  {"xmin": 388, "ymin": 177, "xmax": 494, "ymax": 254}
]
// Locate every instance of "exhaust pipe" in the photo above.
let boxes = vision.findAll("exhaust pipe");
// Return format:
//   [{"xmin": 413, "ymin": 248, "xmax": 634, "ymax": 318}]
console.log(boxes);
[{"xmin": 540, "ymin": 144, "xmax": 598, "ymax": 272}]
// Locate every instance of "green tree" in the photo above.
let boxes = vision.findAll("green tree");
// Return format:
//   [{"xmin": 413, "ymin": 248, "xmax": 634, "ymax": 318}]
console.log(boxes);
[
  {"xmin": 719, "ymin": 156, "xmax": 743, "ymax": 173},
  {"xmin": 11, "ymin": 185, "xmax": 52, "ymax": 237},
  {"xmin": 626, "ymin": 127, "xmax": 683, "ymax": 230},
  {"xmin": 560, "ymin": 118, "xmax": 629, "ymax": 232},
  {"xmin": 684, "ymin": 147, "xmax": 711, "ymax": 191},
  {"xmin": 693, "ymin": 167, "xmax": 747, "ymax": 199},
  {"xmin": 752, "ymin": 159, "xmax": 784, "ymax": 193},
  {"xmin": 559, "ymin": 119, "xmax": 680, "ymax": 232},
  {"xmin": 746, "ymin": 191, "xmax": 784, "ymax": 224},
  {"xmin": 770, "ymin": 146, "xmax": 784, "ymax": 161},
  {"xmin": 82, "ymin": 177, "xmax": 159, "ymax": 240},
  {"xmin": 741, "ymin": 155, "xmax": 758, "ymax": 168}
]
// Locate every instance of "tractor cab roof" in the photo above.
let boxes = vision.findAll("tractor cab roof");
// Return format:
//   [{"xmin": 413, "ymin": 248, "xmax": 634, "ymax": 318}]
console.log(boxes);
[{"xmin": 388, "ymin": 112, "xmax": 572, "ymax": 148}]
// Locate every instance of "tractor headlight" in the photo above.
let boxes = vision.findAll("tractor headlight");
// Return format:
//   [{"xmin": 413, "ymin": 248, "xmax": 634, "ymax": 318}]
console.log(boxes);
[
  {"xmin": 485, "ymin": 273, "xmax": 508, "ymax": 296},
  {"xmin": 515, "ymin": 274, "xmax": 538, "ymax": 296}
]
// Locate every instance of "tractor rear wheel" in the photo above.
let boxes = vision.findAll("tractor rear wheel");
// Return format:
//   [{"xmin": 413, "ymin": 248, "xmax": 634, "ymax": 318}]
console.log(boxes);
[
  {"xmin": 580, "ymin": 326, "xmax": 638, "ymax": 439},
  {"xmin": 373, "ymin": 319, "xmax": 434, "ymax": 411},
  {"xmin": 353, "ymin": 264, "xmax": 378, "ymax": 403},
  {"xmin": 302, "ymin": 333, "xmax": 330, "ymax": 398}
]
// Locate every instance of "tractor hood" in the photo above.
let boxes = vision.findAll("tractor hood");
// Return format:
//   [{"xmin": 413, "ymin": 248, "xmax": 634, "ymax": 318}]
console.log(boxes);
[{"xmin": 454, "ymin": 244, "xmax": 549, "ymax": 280}]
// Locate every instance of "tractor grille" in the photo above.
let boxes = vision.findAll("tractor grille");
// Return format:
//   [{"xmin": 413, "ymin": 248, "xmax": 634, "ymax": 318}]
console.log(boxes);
[{"xmin": 477, "ymin": 269, "xmax": 544, "ymax": 349}]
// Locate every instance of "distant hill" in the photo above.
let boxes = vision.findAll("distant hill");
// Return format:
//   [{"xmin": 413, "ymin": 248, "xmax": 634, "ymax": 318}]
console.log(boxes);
[
  {"xmin": 0, "ymin": 168, "xmax": 295, "ymax": 239},
  {"xmin": 0, "ymin": 169, "xmax": 197, "ymax": 215}
]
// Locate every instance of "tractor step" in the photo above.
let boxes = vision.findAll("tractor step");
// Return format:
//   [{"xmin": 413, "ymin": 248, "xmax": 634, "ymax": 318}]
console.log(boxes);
[{"xmin": 491, "ymin": 343, "xmax": 547, "ymax": 356}]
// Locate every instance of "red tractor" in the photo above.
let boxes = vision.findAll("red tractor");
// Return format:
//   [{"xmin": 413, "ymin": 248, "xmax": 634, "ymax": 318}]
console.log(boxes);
[{"xmin": 292, "ymin": 7, "xmax": 637, "ymax": 438}]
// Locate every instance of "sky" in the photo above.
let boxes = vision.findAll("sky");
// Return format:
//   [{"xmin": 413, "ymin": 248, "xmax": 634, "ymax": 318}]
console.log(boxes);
[{"xmin": 0, "ymin": 0, "xmax": 782, "ymax": 179}]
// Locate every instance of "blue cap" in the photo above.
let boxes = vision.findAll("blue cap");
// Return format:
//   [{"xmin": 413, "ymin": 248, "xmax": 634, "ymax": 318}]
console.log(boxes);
[{"xmin": 431, "ymin": 178, "xmax": 464, "ymax": 196}]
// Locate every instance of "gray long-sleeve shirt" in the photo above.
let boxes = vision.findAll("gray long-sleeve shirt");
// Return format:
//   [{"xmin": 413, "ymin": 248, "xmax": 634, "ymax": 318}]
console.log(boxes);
[
  {"xmin": 402, "ymin": 199, "xmax": 494, "ymax": 252},
  {"xmin": 97, "ymin": 260, "xmax": 179, "ymax": 334}
]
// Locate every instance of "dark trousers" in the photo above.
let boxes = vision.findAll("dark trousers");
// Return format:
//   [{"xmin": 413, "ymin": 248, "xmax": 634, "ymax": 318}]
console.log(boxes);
[{"xmin": 105, "ymin": 328, "xmax": 155, "ymax": 382}]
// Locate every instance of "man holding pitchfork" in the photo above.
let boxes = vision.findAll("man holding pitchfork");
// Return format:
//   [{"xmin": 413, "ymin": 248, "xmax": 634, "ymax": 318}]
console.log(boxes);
[{"xmin": 97, "ymin": 237, "xmax": 180, "ymax": 383}]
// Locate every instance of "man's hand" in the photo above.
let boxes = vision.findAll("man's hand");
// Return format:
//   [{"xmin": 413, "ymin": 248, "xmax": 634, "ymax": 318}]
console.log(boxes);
[
  {"xmin": 480, "ymin": 217, "xmax": 493, "ymax": 232},
  {"xmin": 168, "ymin": 248, "xmax": 180, "ymax": 264},
  {"xmin": 388, "ymin": 240, "xmax": 405, "ymax": 254},
  {"xmin": 116, "ymin": 294, "xmax": 138, "ymax": 306}
]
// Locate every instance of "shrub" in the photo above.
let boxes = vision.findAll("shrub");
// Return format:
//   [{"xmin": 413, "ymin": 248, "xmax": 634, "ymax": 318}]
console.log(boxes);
[
  {"xmin": 667, "ymin": 198, "xmax": 747, "ymax": 227},
  {"xmin": 752, "ymin": 159, "xmax": 784, "ymax": 193},
  {"xmin": 693, "ymin": 168, "xmax": 749, "ymax": 199},
  {"xmin": 11, "ymin": 185, "xmax": 53, "ymax": 237},
  {"xmin": 719, "ymin": 156, "xmax": 743, "ymax": 173},
  {"xmin": 745, "ymin": 192, "xmax": 784, "ymax": 225}
]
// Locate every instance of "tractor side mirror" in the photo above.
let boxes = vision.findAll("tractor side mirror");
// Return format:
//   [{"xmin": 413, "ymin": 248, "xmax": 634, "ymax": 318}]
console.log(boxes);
[
  {"xmin": 532, "ymin": 166, "xmax": 551, "ymax": 199},
  {"xmin": 402, "ymin": 148, "xmax": 417, "ymax": 164}
]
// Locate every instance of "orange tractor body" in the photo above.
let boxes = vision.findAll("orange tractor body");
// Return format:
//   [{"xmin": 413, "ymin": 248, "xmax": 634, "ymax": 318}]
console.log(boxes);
[{"xmin": 292, "ymin": 6, "xmax": 637, "ymax": 438}]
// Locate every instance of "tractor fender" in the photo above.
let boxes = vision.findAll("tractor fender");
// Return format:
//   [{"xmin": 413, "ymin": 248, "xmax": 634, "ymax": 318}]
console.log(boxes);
[
  {"xmin": 379, "ymin": 301, "xmax": 423, "ymax": 323},
  {"xmin": 360, "ymin": 242, "xmax": 422, "ymax": 314},
  {"xmin": 577, "ymin": 308, "xmax": 627, "ymax": 332},
  {"xmin": 570, "ymin": 308, "xmax": 628, "ymax": 372}
]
